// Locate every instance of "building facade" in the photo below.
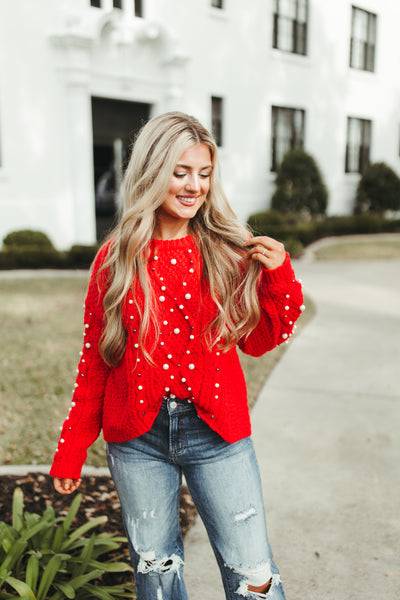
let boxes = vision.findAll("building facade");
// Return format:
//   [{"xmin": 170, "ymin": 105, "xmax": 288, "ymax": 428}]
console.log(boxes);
[{"xmin": 0, "ymin": 0, "xmax": 399, "ymax": 248}]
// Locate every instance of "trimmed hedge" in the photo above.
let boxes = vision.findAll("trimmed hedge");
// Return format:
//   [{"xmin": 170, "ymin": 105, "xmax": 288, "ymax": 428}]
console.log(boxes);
[
  {"xmin": 248, "ymin": 211, "xmax": 400, "ymax": 257},
  {"xmin": 0, "ymin": 230, "xmax": 99, "ymax": 270}
]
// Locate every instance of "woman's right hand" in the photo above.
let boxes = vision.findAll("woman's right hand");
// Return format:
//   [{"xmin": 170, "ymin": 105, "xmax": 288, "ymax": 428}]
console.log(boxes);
[{"xmin": 53, "ymin": 477, "xmax": 81, "ymax": 495}]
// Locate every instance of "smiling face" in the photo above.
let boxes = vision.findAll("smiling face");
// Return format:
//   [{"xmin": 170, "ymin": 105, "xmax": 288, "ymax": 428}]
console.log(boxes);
[{"xmin": 155, "ymin": 143, "xmax": 213, "ymax": 238}]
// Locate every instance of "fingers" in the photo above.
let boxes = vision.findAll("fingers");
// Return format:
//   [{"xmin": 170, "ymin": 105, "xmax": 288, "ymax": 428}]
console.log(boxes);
[
  {"xmin": 244, "ymin": 236, "xmax": 286, "ymax": 270},
  {"xmin": 53, "ymin": 477, "xmax": 81, "ymax": 495}
]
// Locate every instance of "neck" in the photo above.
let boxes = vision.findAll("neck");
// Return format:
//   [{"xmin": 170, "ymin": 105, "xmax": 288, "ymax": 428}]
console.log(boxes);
[{"xmin": 153, "ymin": 220, "xmax": 191, "ymax": 241}]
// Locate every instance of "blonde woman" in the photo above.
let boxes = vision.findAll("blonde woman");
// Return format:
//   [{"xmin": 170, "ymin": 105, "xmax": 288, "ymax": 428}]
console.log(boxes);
[{"xmin": 51, "ymin": 112, "xmax": 304, "ymax": 600}]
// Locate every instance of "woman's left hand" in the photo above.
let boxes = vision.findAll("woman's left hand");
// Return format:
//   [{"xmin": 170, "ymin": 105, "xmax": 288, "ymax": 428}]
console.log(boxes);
[{"xmin": 244, "ymin": 236, "xmax": 286, "ymax": 270}]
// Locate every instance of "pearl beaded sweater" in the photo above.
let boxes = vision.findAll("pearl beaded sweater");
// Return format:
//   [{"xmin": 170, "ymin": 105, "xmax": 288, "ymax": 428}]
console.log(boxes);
[{"xmin": 50, "ymin": 235, "xmax": 304, "ymax": 479}]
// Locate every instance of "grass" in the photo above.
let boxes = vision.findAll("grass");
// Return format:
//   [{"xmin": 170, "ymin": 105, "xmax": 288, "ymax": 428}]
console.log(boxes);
[
  {"xmin": 313, "ymin": 234, "xmax": 400, "ymax": 260},
  {"xmin": 0, "ymin": 276, "xmax": 313, "ymax": 467}
]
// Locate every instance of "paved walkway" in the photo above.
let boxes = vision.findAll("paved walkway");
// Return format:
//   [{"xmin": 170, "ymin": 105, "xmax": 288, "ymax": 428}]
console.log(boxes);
[{"xmin": 184, "ymin": 258, "xmax": 400, "ymax": 599}]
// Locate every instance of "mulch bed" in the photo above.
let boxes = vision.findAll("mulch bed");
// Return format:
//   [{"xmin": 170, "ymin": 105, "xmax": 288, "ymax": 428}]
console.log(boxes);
[{"xmin": 0, "ymin": 472, "xmax": 197, "ymax": 588}]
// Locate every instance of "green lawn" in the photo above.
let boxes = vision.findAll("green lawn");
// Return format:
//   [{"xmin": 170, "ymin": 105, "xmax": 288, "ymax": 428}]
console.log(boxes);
[
  {"xmin": 313, "ymin": 234, "xmax": 400, "ymax": 260},
  {"xmin": 0, "ymin": 276, "xmax": 312, "ymax": 467}
]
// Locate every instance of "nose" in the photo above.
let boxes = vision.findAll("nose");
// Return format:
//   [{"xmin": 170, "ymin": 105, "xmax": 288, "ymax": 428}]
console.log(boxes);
[{"xmin": 185, "ymin": 173, "xmax": 200, "ymax": 193}]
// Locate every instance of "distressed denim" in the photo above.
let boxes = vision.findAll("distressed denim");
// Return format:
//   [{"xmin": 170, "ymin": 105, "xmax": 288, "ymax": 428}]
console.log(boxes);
[{"xmin": 107, "ymin": 397, "xmax": 286, "ymax": 600}]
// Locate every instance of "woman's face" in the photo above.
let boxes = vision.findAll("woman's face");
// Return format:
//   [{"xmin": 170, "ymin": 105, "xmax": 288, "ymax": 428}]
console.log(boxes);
[{"xmin": 157, "ymin": 143, "xmax": 212, "ymax": 234}]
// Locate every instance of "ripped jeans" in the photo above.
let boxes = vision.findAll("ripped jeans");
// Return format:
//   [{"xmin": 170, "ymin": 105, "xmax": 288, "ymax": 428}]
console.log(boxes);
[{"xmin": 107, "ymin": 397, "xmax": 285, "ymax": 600}]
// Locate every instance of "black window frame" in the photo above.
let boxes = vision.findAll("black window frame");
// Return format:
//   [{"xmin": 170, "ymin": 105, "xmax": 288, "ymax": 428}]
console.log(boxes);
[
  {"xmin": 350, "ymin": 6, "xmax": 377, "ymax": 72},
  {"xmin": 273, "ymin": 0, "xmax": 308, "ymax": 56},
  {"xmin": 345, "ymin": 117, "xmax": 372, "ymax": 173},
  {"xmin": 134, "ymin": 0, "xmax": 143, "ymax": 17},
  {"xmin": 211, "ymin": 97, "xmax": 224, "ymax": 148},
  {"xmin": 211, "ymin": 0, "xmax": 224, "ymax": 8},
  {"xmin": 113, "ymin": 0, "xmax": 122, "ymax": 9},
  {"xmin": 271, "ymin": 106, "xmax": 305, "ymax": 172},
  {"xmin": 90, "ymin": 0, "xmax": 101, "ymax": 7}
]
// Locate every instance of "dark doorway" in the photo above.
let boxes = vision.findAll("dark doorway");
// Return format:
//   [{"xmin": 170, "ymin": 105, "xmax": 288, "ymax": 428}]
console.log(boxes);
[{"xmin": 91, "ymin": 97, "xmax": 151, "ymax": 242}]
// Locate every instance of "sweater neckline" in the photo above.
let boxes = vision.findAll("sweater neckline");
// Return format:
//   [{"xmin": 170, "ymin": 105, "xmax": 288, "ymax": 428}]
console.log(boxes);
[{"xmin": 150, "ymin": 234, "xmax": 196, "ymax": 250}]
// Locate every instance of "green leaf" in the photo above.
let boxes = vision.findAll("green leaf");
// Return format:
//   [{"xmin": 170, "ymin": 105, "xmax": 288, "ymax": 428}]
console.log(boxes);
[
  {"xmin": 69, "ymin": 569, "xmax": 103, "ymax": 590},
  {"xmin": 88, "ymin": 560, "xmax": 133, "ymax": 573},
  {"xmin": 52, "ymin": 581, "xmax": 76, "ymax": 599},
  {"xmin": 25, "ymin": 554, "xmax": 40, "ymax": 592},
  {"xmin": 12, "ymin": 489, "xmax": 24, "ymax": 533},
  {"xmin": 62, "ymin": 495, "xmax": 82, "ymax": 534},
  {"xmin": 0, "ymin": 538, "xmax": 28, "ymax": 573},
  {"xmin": 80, "ymin": 583, "xmax": 115, "ymax": 600},
  {"xmin": 61, "ymin": 517, "xmax": 107, "ymax": 551},
  {"xmin": 36, "ymin": 554, "xmax": 63, "ymax": 600},
  {"xmin": 3, "ymin": 576, "xmax": 36, "ymax": 599}
]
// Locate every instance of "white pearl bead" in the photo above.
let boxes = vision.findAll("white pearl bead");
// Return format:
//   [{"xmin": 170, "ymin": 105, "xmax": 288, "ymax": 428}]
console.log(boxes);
[
  {"xmin": 167, "ymin": 354, "xmax": 172, "ymax": 359},
  {"xmin": 159, "ymin": 296, "xmax": 165, "ymax": 302},
  {"xmin": 190, "ymin": 335, "xmax": 194, "ymax": 339},
  {"xmin": 181, "ymin": 377, "xmax": 186, "ymax": 382},
  {"xmin": 171, "ymin": 258, "xmax": 177, "ymax": 265},
  {"xmin": 284, "ymin": 305, "xmax": 290, "ymax": 311},
  {"xmin": 163, "ymin": 364, "xmax": 169, "ymax": 370},
  {"xmin": 138, "ymin": 385, "xmax": 143, "ymax": 390},
  {"xmin": 163, "ymin": 320, "xmax": 168, "ymax": 325},
  {"xmin": 282, "ymin": 333, "xmax": 288, "ymax": 339},
  {"xmin": 85, "ymin": 343, "xmax": 91, "ymax": 348},
  {"xmin": 215, "ymin": 383, "xmax": 220, "ymax": 388},
  {"xmin": 300, "ymin": 304, "xmax": 306, "ymax": 311},
  {"xmin": 188, "ymin": 363, "xmax": 195, "ymax": 370},
  {"xmin": 189, "ymin": 268, "xmax": 194, "ymax": 273},
  {"xmin": 161, "ymin": 286, "xmax": 166, "ymax": 291},
  {"xmin": 129, "ymin": 299, "xmax": 134, "ymax": 304},
  {"xmin": 185, "ymin": 293, "xmax": 191, "ymax": 300},
  {"xmin": 174, "ymin": 328, "xmax": 180, "ymax": 334}
]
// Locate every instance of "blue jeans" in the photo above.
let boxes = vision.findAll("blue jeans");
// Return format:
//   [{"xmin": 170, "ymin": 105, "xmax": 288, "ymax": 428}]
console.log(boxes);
[{"xmin": 107, "ymin": 397, "xmax": 286, "ymax": 600}]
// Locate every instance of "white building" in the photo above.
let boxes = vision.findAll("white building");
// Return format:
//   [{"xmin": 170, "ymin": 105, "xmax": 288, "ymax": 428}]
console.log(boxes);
[{"xmin": 1, "ymin": 0, "xmax": 399, "ymax": 249}]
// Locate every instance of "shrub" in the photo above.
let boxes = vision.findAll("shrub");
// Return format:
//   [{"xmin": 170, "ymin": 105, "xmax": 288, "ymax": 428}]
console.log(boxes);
[
  {"xmin": 0, "ymin": 487, "xmax": 135, "ymax": 599},
  {"xmin": 0, "ymin": 247, "xmax": 65, "ymax": 270},
  {"xmin": 3, "ymin": 230, "xmax": 54, "ymax": 249},
  {"xmin": 271, "ymin": 148, "xmax": 328, "ymax": 216},
  {"xmin": 66, "ymin": 245, "xmax": 99, "ymax": 269},
  {"xmin": 354, "ymin": 162, "xmax": 400, "ymax": 214}
]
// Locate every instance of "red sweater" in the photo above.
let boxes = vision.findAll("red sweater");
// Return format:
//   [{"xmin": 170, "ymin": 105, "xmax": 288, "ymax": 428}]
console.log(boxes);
[{"xmin": 50, "ymin": 235, "xmax": 304, "ymax": 479}]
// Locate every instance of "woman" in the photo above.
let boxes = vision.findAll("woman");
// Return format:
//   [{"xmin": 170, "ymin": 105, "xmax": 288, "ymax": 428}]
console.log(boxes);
[{"xmin": 51, "ymin": 112, "xmax": 304, "ymax": 600}]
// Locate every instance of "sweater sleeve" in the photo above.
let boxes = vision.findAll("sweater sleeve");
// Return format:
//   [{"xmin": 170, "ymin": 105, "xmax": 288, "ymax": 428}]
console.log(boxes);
[
  {"xmin": 49, "ymin": 245, "xmax": 111, "ymax": 480},
  {"xmin": 238, "ymin": 253, "xmax": 304, "ymax": 357}
]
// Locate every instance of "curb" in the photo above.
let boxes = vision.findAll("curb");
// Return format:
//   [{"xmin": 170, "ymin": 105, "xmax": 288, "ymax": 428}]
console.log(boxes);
[{"xmin": 0, "ymin": 465, "xmax": 111, "ymax": 477}]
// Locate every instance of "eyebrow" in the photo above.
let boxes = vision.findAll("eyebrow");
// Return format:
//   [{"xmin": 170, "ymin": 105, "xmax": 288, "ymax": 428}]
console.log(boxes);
[{"xmin": 175, "ymin": 163, "xmax": 213, "ymax": 170}]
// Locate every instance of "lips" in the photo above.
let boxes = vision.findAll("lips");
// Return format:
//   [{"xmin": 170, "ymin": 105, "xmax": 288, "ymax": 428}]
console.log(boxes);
[{"xmin": 177, "ymin": 196, "xmax": 198, "ymax": 206}]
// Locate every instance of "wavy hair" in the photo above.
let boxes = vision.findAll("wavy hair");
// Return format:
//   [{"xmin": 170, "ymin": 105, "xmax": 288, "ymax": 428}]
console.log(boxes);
[{"xmin": 99, "ymin": 111, "xmax": 261, "ymax": 367}]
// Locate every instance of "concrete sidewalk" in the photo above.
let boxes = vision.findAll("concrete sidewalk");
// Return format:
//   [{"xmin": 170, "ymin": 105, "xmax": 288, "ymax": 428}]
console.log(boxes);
[{"xmin": 184, "ymin": 258, "xmax": 400, "ymax": 599}]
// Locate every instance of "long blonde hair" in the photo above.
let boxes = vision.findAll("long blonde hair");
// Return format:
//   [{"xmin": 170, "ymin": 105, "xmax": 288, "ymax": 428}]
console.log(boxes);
[{"xmin": 99, "ymin": 111, "xmax": 261, "ymax": 367}]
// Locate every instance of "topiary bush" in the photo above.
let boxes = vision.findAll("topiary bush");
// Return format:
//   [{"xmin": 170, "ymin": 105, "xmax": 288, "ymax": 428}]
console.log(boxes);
[
  {"xmin": 354, "ymin": 162, "xmax": 400, "ymax": 214},
  {"xmin": 271, "ymin": 148, "xmax": 328, "ymax": 216},
  {"xmin": 3, "ymin": 230, "xmax": 54, "ymax": 249},
  {"xmin": 0, "ymin": 487, "xmax": 135, "ymax": 599}
]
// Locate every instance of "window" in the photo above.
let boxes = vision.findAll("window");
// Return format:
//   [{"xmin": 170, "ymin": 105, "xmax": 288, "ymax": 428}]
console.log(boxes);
[
  {"xmin": 211, "ymin": 97, "xmax": 224, "ymax": 147},
  {"xmin": 211, "ymin": 0, "xmax": 224, "ymax": 8},
  {"xmin": 345, "ymin": 117, "xmax": 371, "ymax": 173},
  {"xmin": 350, "ymin": 6, "xmax": 377, "ymax": 72},
  {"xmin": 273, "ymin": 0, "xmax": 308, "ymax": 55},
  {"xmin": 271, "ymin": 106, "xmax": 305, "ymax": 171},
  {"xmin": 134, "ymin": 0, "xmax": 143, "ymax": 17},
  {"xmin": 113, "ymin": 0, "xmax": 122, "ymax": 8},
  {"xmin": 90, "ymin": 0, "xmax": 101, "ymax": 7}
]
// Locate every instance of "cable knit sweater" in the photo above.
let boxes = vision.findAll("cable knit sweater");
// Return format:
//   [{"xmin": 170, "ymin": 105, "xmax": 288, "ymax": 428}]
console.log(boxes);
[{"xmin": 50, "ymin": 235, "xmax": 304, "ymax": 479}]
